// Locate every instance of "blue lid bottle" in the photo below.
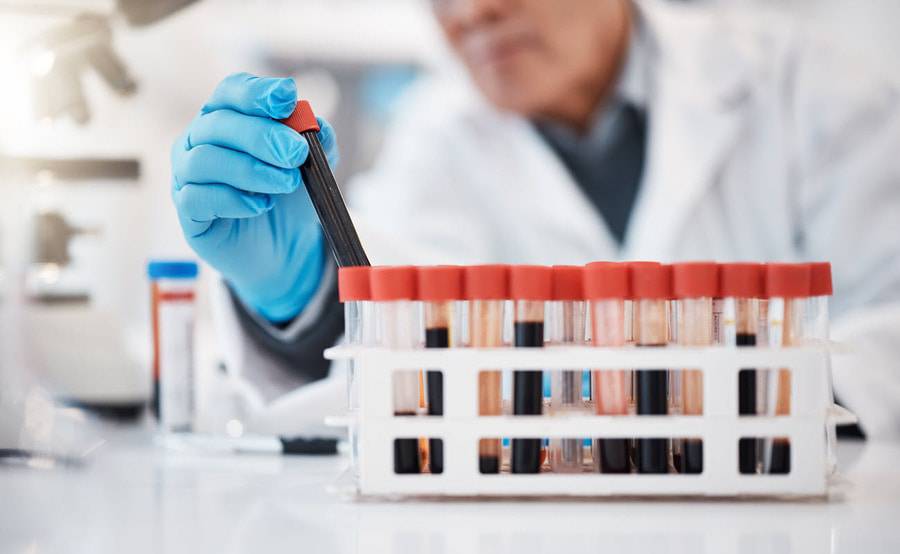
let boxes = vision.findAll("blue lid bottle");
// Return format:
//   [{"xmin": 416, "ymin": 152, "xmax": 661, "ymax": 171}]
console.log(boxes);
[{"xmin": 147, "ymin": 260, "xmax": 199, "ymax": 280}]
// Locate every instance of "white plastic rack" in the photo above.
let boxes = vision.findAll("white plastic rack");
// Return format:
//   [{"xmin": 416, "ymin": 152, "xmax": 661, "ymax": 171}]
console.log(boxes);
[{"xmin": 327, "ymin": 345, "xmax": 845, "ymax": 499}]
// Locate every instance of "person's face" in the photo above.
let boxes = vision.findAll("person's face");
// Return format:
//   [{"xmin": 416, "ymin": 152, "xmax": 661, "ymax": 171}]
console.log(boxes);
[{"xmin": 433, "ymin": 0, "xmax": 629, "ymax": 122}]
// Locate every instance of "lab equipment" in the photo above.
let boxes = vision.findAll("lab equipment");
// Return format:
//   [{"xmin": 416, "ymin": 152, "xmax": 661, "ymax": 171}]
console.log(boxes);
[
  {"xmin": 280, "ymin": 101, "xmax": 369, "ymax": 268},
  {"xmin": 585, "ymin": 262, "xmax": 630, "ymax": 473},
  {"xmin": 465, "ymin": 264, "xmax": 509, "ymax": 474},
  {"xmin": 370, "ymin": 265, "xmax": 421, "ymax": 474},
  {"xmin": 332, "ymin": 260, "xmax": 841, "ymax": 498},
  {"xmin": 171, "ymin": 74, "xmax": 332, "ymax": 322},
  {"xmin": 548, "ymin": 265, "xmax": 587, "ymax": 473},
  {"xmin": 338, "ymin": 265, "xmax": 374, "ymax": 477},
  {"xmin": 417, "ymin": 265, "xmax": 463, "ymax": 475},
  {"xmin": 509, "ymin": 265, "xmax": 552, "ymax": 474},
  {"xmin": 630, "ymin": 262, "xmax": 670, "ymax": 474},
  {"xmin": 765, "ymin": 262, "xmax": 811, "ymax": 474},
  {"xmin": 672, "ymin": 262, "xmax": 718, "ymax": 474},
  {"xmin": 719, "ymin": 262, "xmax": 765, "ymax": 474},
  {"xmin": 148, "ymin": 260, "xmax": 198, "ymax": 433}
]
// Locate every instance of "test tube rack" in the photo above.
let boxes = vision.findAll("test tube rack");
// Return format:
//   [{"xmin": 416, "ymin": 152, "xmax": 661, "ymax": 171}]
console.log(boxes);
[{"xmin": 326, "ymin": 345, "xmax": 843, "ymax": 499}]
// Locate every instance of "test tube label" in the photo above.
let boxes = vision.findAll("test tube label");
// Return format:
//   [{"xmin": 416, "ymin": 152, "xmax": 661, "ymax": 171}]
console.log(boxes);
[{"xmin": 158, "ymin": 299, "xmax": 195, "ymax": 431}]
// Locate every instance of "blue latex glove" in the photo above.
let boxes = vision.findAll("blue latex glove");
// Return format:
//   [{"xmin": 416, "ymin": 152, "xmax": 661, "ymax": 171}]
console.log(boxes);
[{"xmin": 171, "ymin": 73, "xmax": 339, "ymax": 322}]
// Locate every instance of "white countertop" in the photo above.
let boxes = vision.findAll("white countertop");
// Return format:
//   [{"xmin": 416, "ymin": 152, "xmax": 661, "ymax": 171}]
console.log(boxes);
[{"xmin": 2, "ymin": 430, "xmax": 899, "ymax": 554}]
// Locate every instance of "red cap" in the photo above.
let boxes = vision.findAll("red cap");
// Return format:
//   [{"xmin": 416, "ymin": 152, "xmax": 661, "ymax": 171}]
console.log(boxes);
[
  {"xmin": 279, "ymin": 100, "xmax": 320, "ymax": 134},
  {"xmin": 551, "ymin": 265, "xmax": 584, "ymax": 301},
  {"xmin": 720, "ymin": 263, "xmax": 764, "ymax": 298},
  {"xmin": 417, "ymin": 265, "xmax": 463, "ymax": 301},
  {"xmin": 584, "ymin": 262, "xmax": 630, "ymax": 299},
  {"xmin": 370, "ymin": 266, "xmax": 417, "ymax": 301},
  {"xmin": 629, "ymin": 261, "xmax": 671, "ymax": 299},
  {"xmin": 809, "ymin": 262, "xmax": 833, "ymax": 296},
  {"xmin": 338, "ymin": 266, "xmax": 371, "ymax": 302},
  {"xmin": 509, "ymin": 265, "xmax": 553, "ymax": 300},
  {"xmin": 463, "ymin": 265, "xmax": 509, "ymax": 300},
  {"xmin": 672, "ymin": 262, "xmax": 719, "ymax": 299},
  {"xmin": 765, "ymin": 263, "xmax": 811, "ymax": 298}
]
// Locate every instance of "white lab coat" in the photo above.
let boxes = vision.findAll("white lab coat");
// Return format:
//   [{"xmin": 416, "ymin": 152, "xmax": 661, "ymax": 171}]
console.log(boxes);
[{"xmin": 213, "ymin": 1, "xmax": 900, "ymax": 439}]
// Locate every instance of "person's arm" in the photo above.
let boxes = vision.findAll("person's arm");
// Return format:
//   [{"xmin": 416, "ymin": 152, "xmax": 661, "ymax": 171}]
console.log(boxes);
[{"xmin": 792, "ymin": 38, "xmax": 900, "ymax": 438}]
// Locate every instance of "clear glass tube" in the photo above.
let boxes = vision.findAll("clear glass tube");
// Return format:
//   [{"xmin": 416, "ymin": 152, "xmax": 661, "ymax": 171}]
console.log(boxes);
[
  {"xmin": 676, "ymin": 296, "xmax": 712, "ymax": 474},
  {"xmin": 424, "ymin": 300, "xmax": 457, "ymax": 475},
  {"xmin": 765, "ymin": 296, "xmax": 804, "ymax": 474},
  {"xmin": 591, "ymin": 298, "xmax": 630, "ymax": 473},
  {"xmin": 634, "ymin": 298, "xmax": 669, "ymax": 474},
  {"xmin": 806, "ymin": 296, "xmax": 829, "ymax": 341},
  {"xmin": 722, "ymin": 297, "xmax": 762, "ymax": 474},
  {"xmin": 471, "ymin": 299, "xmax": 505, "ymax": 474},
  {"xmin": 377, "ymin": 299, "xmax": 422, "ymax": 474},
  {"xmin": 548, "ymin": 300, "xmax": 586, "ymax": 473},
  {"xmin": 344, "ymin": 300, "xmax": 367, "ymax": 480},
  {"xmin": 512, "ymin": 300, "xmax": 545, "ymax": 474}
]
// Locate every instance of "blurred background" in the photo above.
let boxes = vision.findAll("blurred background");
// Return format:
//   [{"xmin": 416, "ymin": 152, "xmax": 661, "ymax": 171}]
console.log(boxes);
[{"xmin": 1, "ymin": 0, "xmax": 899, "ymax": 433}]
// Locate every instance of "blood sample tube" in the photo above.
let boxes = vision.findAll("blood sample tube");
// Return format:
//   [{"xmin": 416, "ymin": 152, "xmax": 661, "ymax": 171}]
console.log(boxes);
[
  {"xmin": 672, "ymin": 262, "xmax": 718, "ymax": 474},
  {"xmin": 370, "ymin": 266, "xmax": 422, "ymax": 474},
  {"xmin": 548, "ymin": 265, "xmax": 587, "ymax": 473},
  {"xmin": 509, "ymin": 265, "xmax": 552, "ymax": 474},
  {"xmin": 806, "ymin": 262, "xmax": 833, "ymax": 341},
  {"xmin": 280, "ymin": 100, "xmax": 369, "ymax": 267},
  {"xmin": 338, "ymin": 266, "xmax": 373, "ymax": 479},
  {"xmin": 585, "ymin": 262, "xmax": 631, "ymax": 473},
  {"xmin": 630, "ymin": 261, "xmax": 671, "ymax": 474},
  {"xmin": 765, "ymin": 262, "xmax": 811, "ymax": 474},
  {"xmin": 719, "ymin": 262, "xmax": 765, "ymax": 474},
  {"xmin": 417, "ymin": 265, "xmax": 463, "ymax": 475},
  {"xmin": 148, "ymin": 260, "xmax": 198, "ymax": 433},
  {"xmin": 464, "ymin": 264, "xmax": 509, "ymax": 474}
]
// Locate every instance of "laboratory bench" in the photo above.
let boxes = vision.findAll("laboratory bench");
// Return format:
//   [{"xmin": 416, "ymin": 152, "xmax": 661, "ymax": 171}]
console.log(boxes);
[{"xmin": 2, "ymin": 429, "xmax": 899, "ymax": 554}]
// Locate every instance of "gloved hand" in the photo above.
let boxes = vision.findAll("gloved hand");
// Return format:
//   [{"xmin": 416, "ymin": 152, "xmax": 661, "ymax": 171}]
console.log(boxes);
[{"xmin": 171, "ymin": 73, "xmax": 339, "ymax": 322}]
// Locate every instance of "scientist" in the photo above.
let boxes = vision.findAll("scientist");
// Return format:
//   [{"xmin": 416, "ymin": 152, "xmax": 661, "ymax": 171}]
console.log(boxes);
[{"xmin": 171, "ymin": 0, "xmax": 900, "ymax": 437}]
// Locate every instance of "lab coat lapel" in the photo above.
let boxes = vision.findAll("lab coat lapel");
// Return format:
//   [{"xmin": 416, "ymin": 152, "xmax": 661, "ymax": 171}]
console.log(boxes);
[
  {"xmin": 505, "ymin": 115, "xmax": 620, "ymax": 261},
  {"xmin": 624, "ymin": 2, "xmax": 753, "ymax": 259}
]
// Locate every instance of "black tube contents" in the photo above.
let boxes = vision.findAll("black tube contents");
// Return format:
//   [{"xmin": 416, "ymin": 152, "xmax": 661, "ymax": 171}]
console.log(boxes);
[
  {"xmin": 425, "ymin": 327, "xmax": 448, "ymax": 474},
  {"xmin": 636, "ymin": 352, "xmax": 668, "ymax": 474},
  {"xmin": 680, "ymin": 440, "xmax": 703, "ymax": 474},
  {"xmin": 512, "ymin": 321, "xmax": 544, "ymax": 474},
  {"xmin": 770, "ymin": 440, "xmax": 791, "ymax": 474},
  {"xmin": 737, "ymin": 333, "xmax": 760, "ymax": 474},
  {"xmin": 479, "ymin": 455, "xmax": 500, "ymax": 474},
  {"xmin": 596, "ymin": 439, "xmax": 631, "ymax": 473},
  {"xmin": 299, "ymin": 129, "xmax": 369, "ymax": 268},
  {"xmin": 393, "ymin": 433, "xmax": 421, "ymax": 474}
]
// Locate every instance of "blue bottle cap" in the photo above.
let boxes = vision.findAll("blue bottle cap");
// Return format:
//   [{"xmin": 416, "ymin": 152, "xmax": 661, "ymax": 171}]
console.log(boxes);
[{"xmin": 147, "ymin": 260, "xmax": 198, "ymax": 280}]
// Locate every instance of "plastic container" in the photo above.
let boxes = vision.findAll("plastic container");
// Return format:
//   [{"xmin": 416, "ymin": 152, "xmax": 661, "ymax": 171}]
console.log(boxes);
[{"xmin": 148, "ymin": 260, "xmax": 198, "ymax": 433}]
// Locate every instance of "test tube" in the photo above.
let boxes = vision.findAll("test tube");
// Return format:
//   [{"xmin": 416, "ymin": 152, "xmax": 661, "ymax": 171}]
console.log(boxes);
[
  {"xmin": 584, "ymin": 262, "xmax": 631, "ymax": 473},
  {"xmin": 719, "ymin": 262, "xmax": 764, "ymax": 474},
  {"xmin": 548, "ymin": 265, "xmax": 587, "ymax": 473},
  {"xmin": 806, "ymin": 262, "xmax": 832, "ymax": 341},
  {"xmin": 464, "ymin": 265, "xmax": 509, "ymax": 474},
  {"xmin": 509, "ymin": 265, "xmax": 552, "ymax": 474},
  {"xmin": 765, "ymin": 262, "xmax": 811, "ymax": 474},
  {"xmin": 338, "ymin": 266, "xmax": 373, "ymax": 479},
  {"xmin": 370, "ymin": 266, "xmax": 422, "ymax": 474},
  {"xmin": 672, "ymin": 262, "xmax": 718, "ymax": 474},
  {"xmin": 417, "ymin": 265, "xmax": 463, "ymax": 475},
  {"xmin": 630, "ymin": 262, "xmax": 671, "ymax": 474},
  {"xmin": 148, "ymin": 260, "xmax": 198, "ymax": 433}
]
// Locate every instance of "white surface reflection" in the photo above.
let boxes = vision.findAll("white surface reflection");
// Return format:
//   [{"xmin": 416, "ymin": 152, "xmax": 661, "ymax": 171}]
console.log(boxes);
[{"xmin": 2, "ymin": 432, "xmax": 900, "ymax": 554}]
